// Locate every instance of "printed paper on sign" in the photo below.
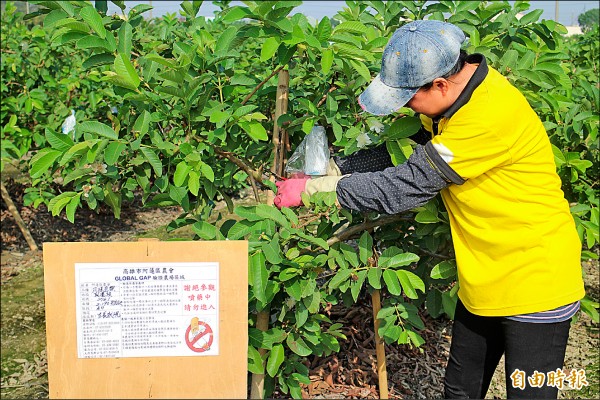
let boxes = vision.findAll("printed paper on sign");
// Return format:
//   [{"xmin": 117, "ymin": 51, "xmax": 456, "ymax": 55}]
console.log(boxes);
[{"xmin": 74, "ymin": 262, "xmax": 220, "ymax": 358}]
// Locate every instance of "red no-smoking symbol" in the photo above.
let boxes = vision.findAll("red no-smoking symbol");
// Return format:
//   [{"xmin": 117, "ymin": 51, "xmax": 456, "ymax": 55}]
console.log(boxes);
[{"xmin": 185, "ymin": 320, "xmax": 213, "ymax": 353}]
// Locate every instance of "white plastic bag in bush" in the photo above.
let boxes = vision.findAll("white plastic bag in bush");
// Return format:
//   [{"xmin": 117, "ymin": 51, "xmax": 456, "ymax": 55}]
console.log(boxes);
[{"xmin": 285, "ymin": 125, "xmax": 330, "ymax": 177}]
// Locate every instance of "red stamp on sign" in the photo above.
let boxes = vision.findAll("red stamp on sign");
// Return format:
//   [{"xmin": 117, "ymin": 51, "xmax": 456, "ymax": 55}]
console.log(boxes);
[{"xmin": 185, "ymin": 317, "xmax": 214, "ymax": 353}]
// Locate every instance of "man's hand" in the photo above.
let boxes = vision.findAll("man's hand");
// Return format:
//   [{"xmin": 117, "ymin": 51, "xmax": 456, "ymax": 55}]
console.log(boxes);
[{"xmin": 274, "ymin": 177, "xmax": 310, "ymax": 208}]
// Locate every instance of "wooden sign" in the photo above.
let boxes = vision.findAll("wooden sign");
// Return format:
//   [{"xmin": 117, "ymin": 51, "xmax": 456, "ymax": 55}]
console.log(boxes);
[{"xmin": 43, "ymin": 240, "xmax": 248, "ymax": 399}]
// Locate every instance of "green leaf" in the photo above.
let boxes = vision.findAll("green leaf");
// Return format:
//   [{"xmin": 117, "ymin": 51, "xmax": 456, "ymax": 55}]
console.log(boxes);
[
  {"xmin": 350, "ymin": 270, "xmax": 367, "ymax": 302},
  {"xmin": 59, "ymin": 140, "xmax": 99, "ymax": 166},
  {"xmin": 426, "ymin": 290, "xmax": 444, "ymax": 318},
  {"xmin": 532, "ymin": 62, "xmax": 566, "ymax": 78},
  {"xmin": 30, "ymin": 149, "xmax": 62, "ymax": 178},
  {"xmin": 188, "ymin": 171, "xmax": 200, "ymax": 196},
  {"xmin": 63, "ymin": 168, "xmax": 93, "ymax": 186},
  {"xmin": 248, "ymin": 345, "xmax": 264, "ymax": 374},
  {"xmin": 144, "ymin": 53, "xmax": 177, "ymax": 68},
  {"xmin": 104, "ymin": 142, "xmax": 126, "ymax": 165},
  {"xmin": 130, "ymin": 3, "xmax": 154, "ymax": 15},
  {"xmin": 386, "ymin": 117, "xmax": 422, "ymax": 139},
  {"xmin": 49, "ymin": 192, "xmax": 77, "ymax": 217},
  {"xmin": 358, "ymin": 231, "xmax": 373, "ymax": 264},
  {"xmin": 77, "ymin": 35, "xmax": 114, "ymax": 52},
  {"xmin": 65, "ymin": 194, "xmax": 81, "ymax": 223},
  {"xmin": 118, "ymin": 22, "xmax": 133, "ymax": 55},
  {"xmin": 45, "ymin": 128, "xmax": 73, "ymax": 152},
  {"xmin": 57, "ymin": 1, "xmax": 76, "ymax": 17},
  {"xmin": 386, "ymin": 140, "xmax": 407, "ymax": 166},
  {"xmin": 169, "ymin": 185, "xmax": 188, "ymax": 206},
  {"xmin": 140, "ymin": 147, "xmax": 163, "ymax": 177},
  {"xmin": 200, "ymin": 163, "xmax": 215, "ymax": 182},
  {"xmin": 95, "ymin": 0, "xmax": 108, "ymax": 14},
  {"xmin": 383, "ymin": 269, "xmax": 402, "ymax": 296},
  {"xmin": 415, "ymin": 209, "xmax": 440, "ymax": 223},
  {"xmin": 303, "ymin": 291, "xmax": 321, "ymax": 313},
  {"xmin": 104, "ymin": 185, "xmax": 122, "ymax": 219},
  {"xmin": 114, "ymin": 53, "xmax": 140, "ymax": 89},
  {"xmin": 261, "ymin": 235, "xmax": 283, "ymax": 264},
  {"xmin": 192, "ymin": 221, "xmax": 220, "ymax": 240},
  {"xmin": 385, "ymin": 253, "xmax": 420, "ymax": 269},
  {"xmin": 551, "ymin": 145, "xmax": 566, "ymax": 167},
  {"xmin": 215, "ymin": 26, "xmax": 238, "ymax": 55},
  {"xmin": 249, "ymin": 327, "xmax": 286, "ymax": 350},
  {"xmin": 430, "ymin": 260, "xmax": 457, "ymax": 280},
  {"xmin": 519, "ymin": 9, "xmax": 544, "ymax": 25},
  {"xmin": 396, "ymin": 270, "xmax": 425, "ymax": 299},
  {"xmin": 83, "ymin": 53, "xmax": 115, "ymax": 69},
  {"xmin": 378, "ymin": 247, "xmax": 403, "ymax": 267},
  {"xmin": 339, "ymin": 243, "xmax": 359, "ymax": 267},
  {"xmin": 332, "ymin": 21, "xmax": 367, "ymax": 35},
  {"xmin": 173, "ymin": 161, "xmax": 191, "ymax": 186},
  {"xmin": 286, "ymin": 334, "xmax": 312, "ymax": 356},
  {"xmin": 238, "ymin": 121, "xmax": 268, "ymax": 141},
  {"xmin": 315, "ymin": 17, "xmax": 332, "ymax": 42},
  {"xmin": 266, "ymin": 344, "xmax": 285, "ymax": 377},
  {"xmin": 329, "ymin": 268, "xmax": 352, "ymax": 290},
  {"xmin": 407, "ymin": 330, "xmax": 425, "ymax": 347},
  {"xmin": 132, "ymin": 110, "xmax": 151, "ymax": 136},
  {"xmin": 367, "ymin": 266, "xmax": 382, "ymax": 289},
  {"xmin": 321, "ymin": 48, "xmax": 334, "ymax": 74},
  {"xmin": 250, "ymin": 251, "xmax": 268, "ymax": 303},
  {"xmin": 284, "ymin": 279, "xmax": 302, "ymax": 301},
  {"xmin": 291, "ymin": 229, "xmax": 329, "ymax": 250},
  {"xmin": 442, "ymin": 291, "xmax": 457, "ymax": 319},
  {"xmin": 221, "ymin": 6, "xmax": 253, "ymax": 23},
  {"xmin": 44, "ymin": 9, "xmax": 68, "ymax": 28},
  {"xmin": 279, "ymin": 268, "xmax": 299, "ymax": 282},
  {"xmin": 79, "ymin": 121, "xmax": 118, "ymax": 139},
  {"xmin": 255, "ymin": 204, "xmax": 289, "ymax": 228},
  {"xmin": 80, "ymin": 6, "xmax": 107, "ymax": 39},
  {"xmin": 349, "ymin": 59, "xmax": 371, "ymax": 81},
  {"xmin": 111, "ymin": 1, "xmax": 126, "ymax": 11},
  {"xmin": 260, "ymin": 37, "xmax": 280, "ymax": 61},
  {"xmin": 234, "ymin": 206, "xmax": 262, "ymax": 221}
]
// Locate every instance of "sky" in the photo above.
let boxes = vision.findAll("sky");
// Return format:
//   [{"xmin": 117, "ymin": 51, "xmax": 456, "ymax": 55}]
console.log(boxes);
[{"xmin": 107, "ymin": 1, "xmax": 598, "ymax": 27}]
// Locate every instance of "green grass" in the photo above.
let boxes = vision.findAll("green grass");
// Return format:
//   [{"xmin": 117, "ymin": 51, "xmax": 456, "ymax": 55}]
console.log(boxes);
[{"xmin": 1, "ymin": 263, "xmax": 49, "ymax": 399}]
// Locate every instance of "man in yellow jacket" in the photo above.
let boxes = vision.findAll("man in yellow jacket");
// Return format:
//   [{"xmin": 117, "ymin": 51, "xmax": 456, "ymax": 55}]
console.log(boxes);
[{"xmin": 275, "ymin": 20, "xmax": 585, "ymax": 399}]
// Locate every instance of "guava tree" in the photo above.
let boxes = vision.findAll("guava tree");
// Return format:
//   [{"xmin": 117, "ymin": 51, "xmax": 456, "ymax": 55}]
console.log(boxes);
[{"xmin": 7, "ymin": 1, "xmax": 598, "ymax": 397}]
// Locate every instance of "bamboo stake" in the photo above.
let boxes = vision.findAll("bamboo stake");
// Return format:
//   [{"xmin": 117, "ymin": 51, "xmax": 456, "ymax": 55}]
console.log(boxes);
[
  {"xmin": 250, "ymin": 309, "xmax": 270, "ymax": 399},
  {"xmin": 266, "ymin": 69, "xmax": 289, "ymax": 204},
  {"xmin": 250, "ymin": 69, "xmax": 289, "ymax": 400},
  {"xmin": 371, "ymin": 289, "xmax": 389, "ymax": 399},
  {"xmin": 0, "ymin": 181, "xmax": 38, "ymax": 251}
]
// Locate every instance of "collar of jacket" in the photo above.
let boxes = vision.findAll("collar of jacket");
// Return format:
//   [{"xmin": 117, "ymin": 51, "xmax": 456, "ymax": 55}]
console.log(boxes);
[{"xmin": 435, "ymin": 53, "xmax": 489, "ymax": 122}]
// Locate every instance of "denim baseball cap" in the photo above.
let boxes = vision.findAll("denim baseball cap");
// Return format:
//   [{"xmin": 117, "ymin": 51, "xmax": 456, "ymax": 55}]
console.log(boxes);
[{"xmin": 358, "ymin": 20, "xmax": 466, "ymax": 116}]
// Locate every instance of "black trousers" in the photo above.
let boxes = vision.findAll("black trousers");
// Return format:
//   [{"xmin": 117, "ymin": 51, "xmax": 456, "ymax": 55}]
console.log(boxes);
[{"xmin": 444, "ymin": 300, "xmax": 571, "ymax": 399}]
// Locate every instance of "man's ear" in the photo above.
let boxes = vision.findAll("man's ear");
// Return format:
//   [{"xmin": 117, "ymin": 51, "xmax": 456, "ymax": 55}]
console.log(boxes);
[{"xmin": 432, "ymin": 78, "xmax": 450, "ymax": 95}]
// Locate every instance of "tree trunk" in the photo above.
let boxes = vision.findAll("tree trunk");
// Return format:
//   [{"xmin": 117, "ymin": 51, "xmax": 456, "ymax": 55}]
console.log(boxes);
[
  {"xmin": 0, "ymin": 181, "xmax": 38, "ymax": 251},
  {"xmin": 250, "ymin": 69, "xmax": 289, "ymax": 399}
]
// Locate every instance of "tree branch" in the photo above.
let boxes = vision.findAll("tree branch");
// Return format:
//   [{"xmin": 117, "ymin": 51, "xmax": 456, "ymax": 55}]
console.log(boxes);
[
  {"xmin": 241, "ymin": 64, "xmax": 286, "ymax": 106},
  {"xmin": 1, "ymin": 182, "xmax": 38, "ymax": 251},
  {"xmin": 327, "ymin": 214, "xmax": 413, "ymax": 247}
]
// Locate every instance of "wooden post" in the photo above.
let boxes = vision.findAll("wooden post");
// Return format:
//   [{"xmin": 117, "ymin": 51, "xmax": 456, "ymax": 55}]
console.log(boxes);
[
  {"xmin": 0, "ymin": 181, "xmax": 38, "ymax": 251},
  {"xmin": 266, "ymin": 69, "xmax": 289, "ymax": 204},
  {"xmin": 371, "ymin": 289, "xmax": 389, "ymax": 399},
  {"xmin": 250, "ymin": 69, "xmax": 289, "ymax": 399},
  {"xmin": 250, "ymin": 310, "xmax": 270, "ymax": 399}
]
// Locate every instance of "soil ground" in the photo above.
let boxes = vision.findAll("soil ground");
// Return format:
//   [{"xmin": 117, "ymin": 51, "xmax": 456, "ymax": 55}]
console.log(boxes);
[{"xmin": 1, "ymin": 179, "xmax": 598, "ymax": 399}]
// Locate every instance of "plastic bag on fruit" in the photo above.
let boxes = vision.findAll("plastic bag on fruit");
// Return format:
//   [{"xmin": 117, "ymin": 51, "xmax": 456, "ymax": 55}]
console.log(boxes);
[
  {"xmin": 61, "ymin": 109, "xmax": 76, "ymax": 139},
  {"xmin": 285, "ymin": 125, "xmax": 330, "ymax": 177}
]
